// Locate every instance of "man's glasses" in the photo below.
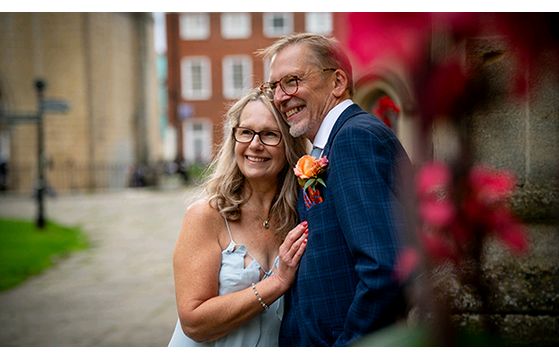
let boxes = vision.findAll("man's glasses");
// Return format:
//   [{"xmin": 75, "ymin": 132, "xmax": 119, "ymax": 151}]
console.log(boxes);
[
  {"xmin": 233, "ymin": 127, "xmax": 283, "ymax": 146},
  {"xmin": 260, "ymin": 68, "xmax": 336, "ymax": 99}
]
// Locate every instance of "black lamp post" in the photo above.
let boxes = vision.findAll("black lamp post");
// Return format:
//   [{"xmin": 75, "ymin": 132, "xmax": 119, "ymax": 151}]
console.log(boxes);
[
  {"xmin": 35, "ymin": 79, "xmax": 46, "ymax": 229},
  {"xmin": 1, "ymin": 79, "xmax": 69, "ymax": 229}
]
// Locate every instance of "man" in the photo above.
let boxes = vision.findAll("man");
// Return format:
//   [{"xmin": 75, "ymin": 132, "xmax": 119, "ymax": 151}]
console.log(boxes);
[{"xmin": 259, "ymin": 33, "xmax": 410, "ymax": 346}]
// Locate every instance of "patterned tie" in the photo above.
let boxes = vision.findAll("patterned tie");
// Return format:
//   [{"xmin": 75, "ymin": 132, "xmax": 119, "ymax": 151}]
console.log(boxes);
[{"xmin": 310, "ymin": 146, "xmax": 322, "ymax": 158}]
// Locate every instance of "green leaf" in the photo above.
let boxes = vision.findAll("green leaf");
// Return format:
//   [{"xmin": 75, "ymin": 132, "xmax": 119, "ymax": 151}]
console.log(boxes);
[
  {"xmin": 317, "ymin": 178, "xmax": 326, "ymax": 188},
  {"xmin": 303, "ymin": 179, "xmax": 315, "ymax": 191}
]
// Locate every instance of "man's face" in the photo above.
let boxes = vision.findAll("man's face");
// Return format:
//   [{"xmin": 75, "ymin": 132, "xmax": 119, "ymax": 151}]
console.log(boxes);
[{"xmin": 269, "ymin": 44, "xmax": 337, "ymax": 141}]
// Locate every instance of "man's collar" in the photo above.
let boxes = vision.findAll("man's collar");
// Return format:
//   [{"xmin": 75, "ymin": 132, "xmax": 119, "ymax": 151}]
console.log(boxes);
[{"xmin": 312, "ymin": 99, "xmax": 353, "ymax": 150}]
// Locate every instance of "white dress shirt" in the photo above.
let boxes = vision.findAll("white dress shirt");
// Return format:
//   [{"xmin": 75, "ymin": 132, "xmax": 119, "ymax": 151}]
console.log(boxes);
[{"xmin": 311, "ymin": 99, "xmax": 354, "ymax": 157}]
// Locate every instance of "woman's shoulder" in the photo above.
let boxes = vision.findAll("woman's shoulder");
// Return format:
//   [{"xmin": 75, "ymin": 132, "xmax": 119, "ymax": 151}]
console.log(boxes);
[
  {"xmin": 185, "ymin": 198, "xmax": 221, "ymax": 224},
  {"xmin": 178, "ymin": 198, "xmax": 224, "ymax": 248}
]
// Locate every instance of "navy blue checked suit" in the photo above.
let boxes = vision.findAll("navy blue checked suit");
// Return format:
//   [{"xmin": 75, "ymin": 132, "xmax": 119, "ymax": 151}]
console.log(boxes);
[{"xmin": 279, "ymin": 104, "xmax": 410, "ymax": 346}]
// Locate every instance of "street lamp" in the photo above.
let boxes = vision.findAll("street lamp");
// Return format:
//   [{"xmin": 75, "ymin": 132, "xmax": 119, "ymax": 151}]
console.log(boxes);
[{"xmin": 0, "ymin": 79, "xmax": 69, "ymax": 229}]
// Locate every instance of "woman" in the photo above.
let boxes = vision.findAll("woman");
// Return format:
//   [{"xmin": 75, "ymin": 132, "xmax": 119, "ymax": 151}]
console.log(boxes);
[{"xmin": 168, "ymin": 88, "xmax": 309, "ymax": 346}]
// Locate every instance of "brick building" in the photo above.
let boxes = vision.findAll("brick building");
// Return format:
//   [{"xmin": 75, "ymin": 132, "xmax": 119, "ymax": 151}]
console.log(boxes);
[{"xmin": 165, "ymin": 12, "xmax": 334, "ymax": 164}]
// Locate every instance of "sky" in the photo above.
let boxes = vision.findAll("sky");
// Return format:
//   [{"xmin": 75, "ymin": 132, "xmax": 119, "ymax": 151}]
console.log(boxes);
[{"xmin": 153, "ymin": 12, "xmax": 166, "ymax": 54}]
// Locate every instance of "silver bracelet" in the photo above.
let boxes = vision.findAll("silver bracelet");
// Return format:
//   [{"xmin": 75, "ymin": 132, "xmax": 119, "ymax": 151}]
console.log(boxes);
[{"xmin": 251, "ymin": 282, "xmax": 269, "ymax": 311}]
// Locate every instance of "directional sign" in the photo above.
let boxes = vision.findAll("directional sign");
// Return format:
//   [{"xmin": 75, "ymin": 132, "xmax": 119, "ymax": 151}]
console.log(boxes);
[
  {"xmin": 1, "ymin": 79, "xmax": 70, "ymax": 229},
  {"xmin": 42, "ymin": 99, "xmax": 70, "ymax": 113},
  {"xmin": 0, "ymin": 113, "xmax": 39, "ymax": 124}
]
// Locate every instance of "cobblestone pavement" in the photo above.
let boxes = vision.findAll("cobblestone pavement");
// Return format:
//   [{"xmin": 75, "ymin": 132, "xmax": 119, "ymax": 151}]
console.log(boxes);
[{"xmin": 0, "ymin": 187, "xmax": 201, "ymax": 346}]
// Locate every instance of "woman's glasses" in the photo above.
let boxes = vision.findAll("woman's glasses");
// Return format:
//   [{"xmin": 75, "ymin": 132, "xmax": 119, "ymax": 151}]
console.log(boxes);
[{"xmin": 233, "ymin": 127, "xmax": 282, "ymax": 146}]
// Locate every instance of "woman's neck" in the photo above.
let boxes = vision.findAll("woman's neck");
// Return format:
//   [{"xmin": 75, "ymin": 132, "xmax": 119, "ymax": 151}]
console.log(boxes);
[{"xmin": 243, "ymin": 180, "xmax": 277, "ymax": 213}]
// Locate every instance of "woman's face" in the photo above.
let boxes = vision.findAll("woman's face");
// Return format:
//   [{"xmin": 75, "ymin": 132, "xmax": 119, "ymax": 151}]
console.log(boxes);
[{"xmin": 234, "ymin": 100, "xmax": 287, "ymax": 183}]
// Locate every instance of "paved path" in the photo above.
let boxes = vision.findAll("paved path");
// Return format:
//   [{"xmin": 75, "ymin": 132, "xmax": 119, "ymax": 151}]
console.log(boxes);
[{"xmin": 0, "ymin": 187, "xmax": 200, "ymax": 346}]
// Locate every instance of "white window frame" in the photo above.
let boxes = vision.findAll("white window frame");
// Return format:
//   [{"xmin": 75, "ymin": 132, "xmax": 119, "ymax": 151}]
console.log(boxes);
[
  {"xmin": 181, "ymin": 56, "xmax": 212, "ymax": 100},
  {"xmin": 221, "ymin": 13, "xmax": 251, "ymax": 39},
  {"xmin": 263, "ymin": 13, "xmax": 293, "ymax": 37},
  {"xmin": 222, "ymin": 55, "xmax": 253, "ymax": 100},
  {"xmin": 179, "ymin": 13, "xmax": 210, "ymax": 40},
  {"xmin": 182, "ymin": 119, "xmax": 213, "ymax": 164},
  {"xmin": 305, "ymin": 13, "xmax": 333, "ymax": 35}
]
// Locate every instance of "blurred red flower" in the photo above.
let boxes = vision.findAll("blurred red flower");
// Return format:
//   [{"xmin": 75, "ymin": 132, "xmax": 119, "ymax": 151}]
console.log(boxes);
[
  {"xmin": 346, "ymin": 13, "xmax": 432, "ymax": 70},
  {"xmin": 372, "ymin": 95, "xmax": 400, "ymax": 128},
  {"xmin": 414, "ymin": 162, "xmax": 528, "ymax": 265}
]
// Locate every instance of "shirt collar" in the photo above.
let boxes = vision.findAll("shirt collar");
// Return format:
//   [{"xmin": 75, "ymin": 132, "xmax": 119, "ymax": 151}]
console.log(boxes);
[{"xmin": 312, "ymin": 99, "xmax": 353, "ymax": 150}]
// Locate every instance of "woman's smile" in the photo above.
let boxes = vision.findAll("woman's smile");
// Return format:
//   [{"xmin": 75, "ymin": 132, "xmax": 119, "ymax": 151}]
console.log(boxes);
[{"xmin": 245, "ymin": 155, "xmax": 270, "ymax": 163}]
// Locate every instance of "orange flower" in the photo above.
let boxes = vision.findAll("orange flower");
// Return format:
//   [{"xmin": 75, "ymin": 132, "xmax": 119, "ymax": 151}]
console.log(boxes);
[
  {"xmin": 294, "ymin": 155, "xmax": 320, "ymax": 179},
  {"xmin": 294, "ymin": 155, "xmax": 328, "ymax": 190}
]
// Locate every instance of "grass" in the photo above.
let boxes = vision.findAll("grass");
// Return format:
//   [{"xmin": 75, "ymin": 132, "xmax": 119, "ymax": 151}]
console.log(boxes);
[{"xmin": 0, "ymin": 218, "xmax": 89, "ymax": 291}]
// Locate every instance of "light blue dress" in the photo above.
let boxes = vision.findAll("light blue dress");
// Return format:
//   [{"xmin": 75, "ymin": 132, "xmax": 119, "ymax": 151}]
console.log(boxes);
[{"xmin": 168, "ymin": 218, "xmax": 283, "ymax": 347}]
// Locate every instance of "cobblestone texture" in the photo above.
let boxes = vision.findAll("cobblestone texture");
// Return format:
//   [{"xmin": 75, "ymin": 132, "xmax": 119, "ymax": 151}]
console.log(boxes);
[{"xmin": 0, "ymin": 187, "xmax": 200, "ymax": 346}]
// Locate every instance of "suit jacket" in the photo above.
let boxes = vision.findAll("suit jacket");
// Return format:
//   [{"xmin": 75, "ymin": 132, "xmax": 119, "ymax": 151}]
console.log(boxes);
[{"xmin": 279, "ymin": 104, "xmax": 410, "ymax": 346}]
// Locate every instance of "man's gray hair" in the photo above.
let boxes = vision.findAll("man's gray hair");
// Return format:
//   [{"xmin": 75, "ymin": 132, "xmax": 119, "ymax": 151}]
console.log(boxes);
[{"xmin": 256, "ymin": 33, "xmax": 354, "ymax": 97}]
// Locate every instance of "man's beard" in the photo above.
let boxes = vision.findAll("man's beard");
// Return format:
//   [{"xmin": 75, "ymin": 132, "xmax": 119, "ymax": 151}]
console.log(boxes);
[{"xmin": 288, "ymin": 119, "xmax": 309, "ymax": 138}]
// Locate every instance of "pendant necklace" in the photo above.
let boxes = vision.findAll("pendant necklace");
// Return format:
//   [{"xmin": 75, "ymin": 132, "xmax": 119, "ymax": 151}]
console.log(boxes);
[
  {"xmin": 262, "ymin": 218, "xmax": 270, "ymax": 229},
  {"xmin": 260, "ymin": 209, "xmax": 271, "ymax": 230}
]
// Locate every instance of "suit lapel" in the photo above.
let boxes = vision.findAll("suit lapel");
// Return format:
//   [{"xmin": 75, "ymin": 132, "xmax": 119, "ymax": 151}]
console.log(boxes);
[{"xmin": 322, "ymin": 104, "xmax": 366, "ymax": 158}]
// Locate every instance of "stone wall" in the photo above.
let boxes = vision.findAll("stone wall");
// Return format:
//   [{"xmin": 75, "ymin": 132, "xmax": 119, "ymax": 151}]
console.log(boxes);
[
  {"xmin": 0, "ymin": 13, "xmax": 162, "ymax": 192},
  {"xmin": 434, "ymin": 36, "xmax": 559, "ymax": 345}
]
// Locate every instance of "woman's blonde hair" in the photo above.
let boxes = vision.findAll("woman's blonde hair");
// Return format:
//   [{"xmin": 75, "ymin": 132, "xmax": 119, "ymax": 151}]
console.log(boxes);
[{"xmin": 203, "ymin": 88, "xmax": 308, "ymax": 238}]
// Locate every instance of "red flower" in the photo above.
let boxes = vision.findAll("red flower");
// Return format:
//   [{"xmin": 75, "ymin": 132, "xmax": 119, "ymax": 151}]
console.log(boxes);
[
  {"xmin": 372, "ymin": 95, "xmax": 400, "ymax": 128},
  {"xmin": 419, "ymin": 199, "xmax": 455, "ymax": 228},
  {"xmin": 394, "ymin": 247, "xmax": 420, "ymax": 282},
  {"xmin": 420, "ymin": 231, "xmax": 457, "ymax": 263},
  {"xmin": 345, "ymin": 13, "xmax": 432, "ymax": 70},
  {"xmin": 487, "ymin": 207, "xmax": 528, "ymax": 253},
  {"xmin": 469, "ymin": 165, "xmax": 516, "ymax": 206},
  {"xmin": 416, "ymin": 161, "xmax": 451, "ymax": 198},
  {"xmin": 415, "ymin": 162, "xmax": 528, "ymax": 263}
]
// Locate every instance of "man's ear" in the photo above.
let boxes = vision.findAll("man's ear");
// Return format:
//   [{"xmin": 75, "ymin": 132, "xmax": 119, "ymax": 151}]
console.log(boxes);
[{"xmin": 332, "ymin": 69, "xmax": 349, "ymax": 98}]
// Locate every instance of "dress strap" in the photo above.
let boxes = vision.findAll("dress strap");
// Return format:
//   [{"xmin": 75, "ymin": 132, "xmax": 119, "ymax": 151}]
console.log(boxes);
[{"xmin": 222, "ymin": 216, "xmax": 237, "ymax": 246}]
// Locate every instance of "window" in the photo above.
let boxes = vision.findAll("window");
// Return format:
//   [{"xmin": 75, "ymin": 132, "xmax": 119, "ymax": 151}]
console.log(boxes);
[
  {"xmin": 263, "ymin": 13, "xmax": 293, "ymax": 37},
  {"xmin": 305, "ymin": 13, "xmax": 333, "ymax": 35},
  {"xmin": 221, "ymin": 13, "xmax": 251, "ymax": 39},
  {"xmin": 182, "ymin": 119, "xmax": 213, "ymax": 164},
  {"xmin": 181, "ymin": 57, "xmax": 211, "ymax": 100},
  {"xmin": 180, "ymin": 13, "xmax": 210, "ymax": 40},
  {"xmin": 223, "ymin": 56, "xmax": 253, "ymax": 99}
]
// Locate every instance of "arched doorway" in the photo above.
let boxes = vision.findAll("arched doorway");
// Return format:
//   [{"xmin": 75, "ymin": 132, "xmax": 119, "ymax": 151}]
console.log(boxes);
[{"xmin": 354, "ymin": 69, "xmax": 418, "ymax": 161}]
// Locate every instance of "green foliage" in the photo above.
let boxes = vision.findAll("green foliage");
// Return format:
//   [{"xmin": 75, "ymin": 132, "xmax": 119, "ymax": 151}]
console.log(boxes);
[
  {"xmin": 0, "ymin": 218, "xmax": 89, "ymax": 291},
  {"xmin": 187, "ymin": 162, "xmax": 211, "ymax": 184}
]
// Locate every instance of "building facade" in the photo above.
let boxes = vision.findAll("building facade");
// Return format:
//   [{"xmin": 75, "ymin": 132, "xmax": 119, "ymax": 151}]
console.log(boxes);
[
  {"xmin": 165, "ymin": 12, "xmax": 334, "ymax": 164},
  {"xmin": 0, "ymin": 13, "xmax": 163, "ymax": 192}
]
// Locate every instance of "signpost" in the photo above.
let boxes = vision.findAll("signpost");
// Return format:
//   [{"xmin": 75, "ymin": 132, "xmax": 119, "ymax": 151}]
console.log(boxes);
[{"xmin": 0, "ymin": 79, "xmax": 69, "ymax": 229}]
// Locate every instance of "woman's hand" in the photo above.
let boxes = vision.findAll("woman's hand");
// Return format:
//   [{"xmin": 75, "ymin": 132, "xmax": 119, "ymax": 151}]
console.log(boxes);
[{"xmin": 275, "ymin": 221, "xmax": 308, "ymax": 291}]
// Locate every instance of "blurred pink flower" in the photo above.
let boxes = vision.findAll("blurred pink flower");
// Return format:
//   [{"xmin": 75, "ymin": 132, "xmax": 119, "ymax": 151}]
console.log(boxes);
[
  {"xmin": 345, "ymin": 13, "xmax": 432, "ymax": 69},
  {"xmin": 416, "ymin": 161, "xmax": 451, "ymax": 198},
  {"xmin": 487, "ymin": 207, "xmax": 528, "ymax": 253},
  {"xmin": 420, "ymin": 232, "xmax": 457, "ymax": 263},
  {"xmin": 416, "ymin": 162, "xmax": 528, "ymax": 263},
  {"xmin": 394, "ymin": 247, "xmax": 420, "ymax": 282},
  {"xmin": 420, "ymin": 199, "xmax": 455, "ymax": 228},
  {"xmin": 469, "ymin": 166, "xmax": 516, "ymax": 206}
]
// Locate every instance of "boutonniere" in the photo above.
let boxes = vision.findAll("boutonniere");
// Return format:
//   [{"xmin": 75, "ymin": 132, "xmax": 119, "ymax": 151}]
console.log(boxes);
[{"xmin": 294, "ymin": 155, "xmax": 328, "ymax": 208}]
